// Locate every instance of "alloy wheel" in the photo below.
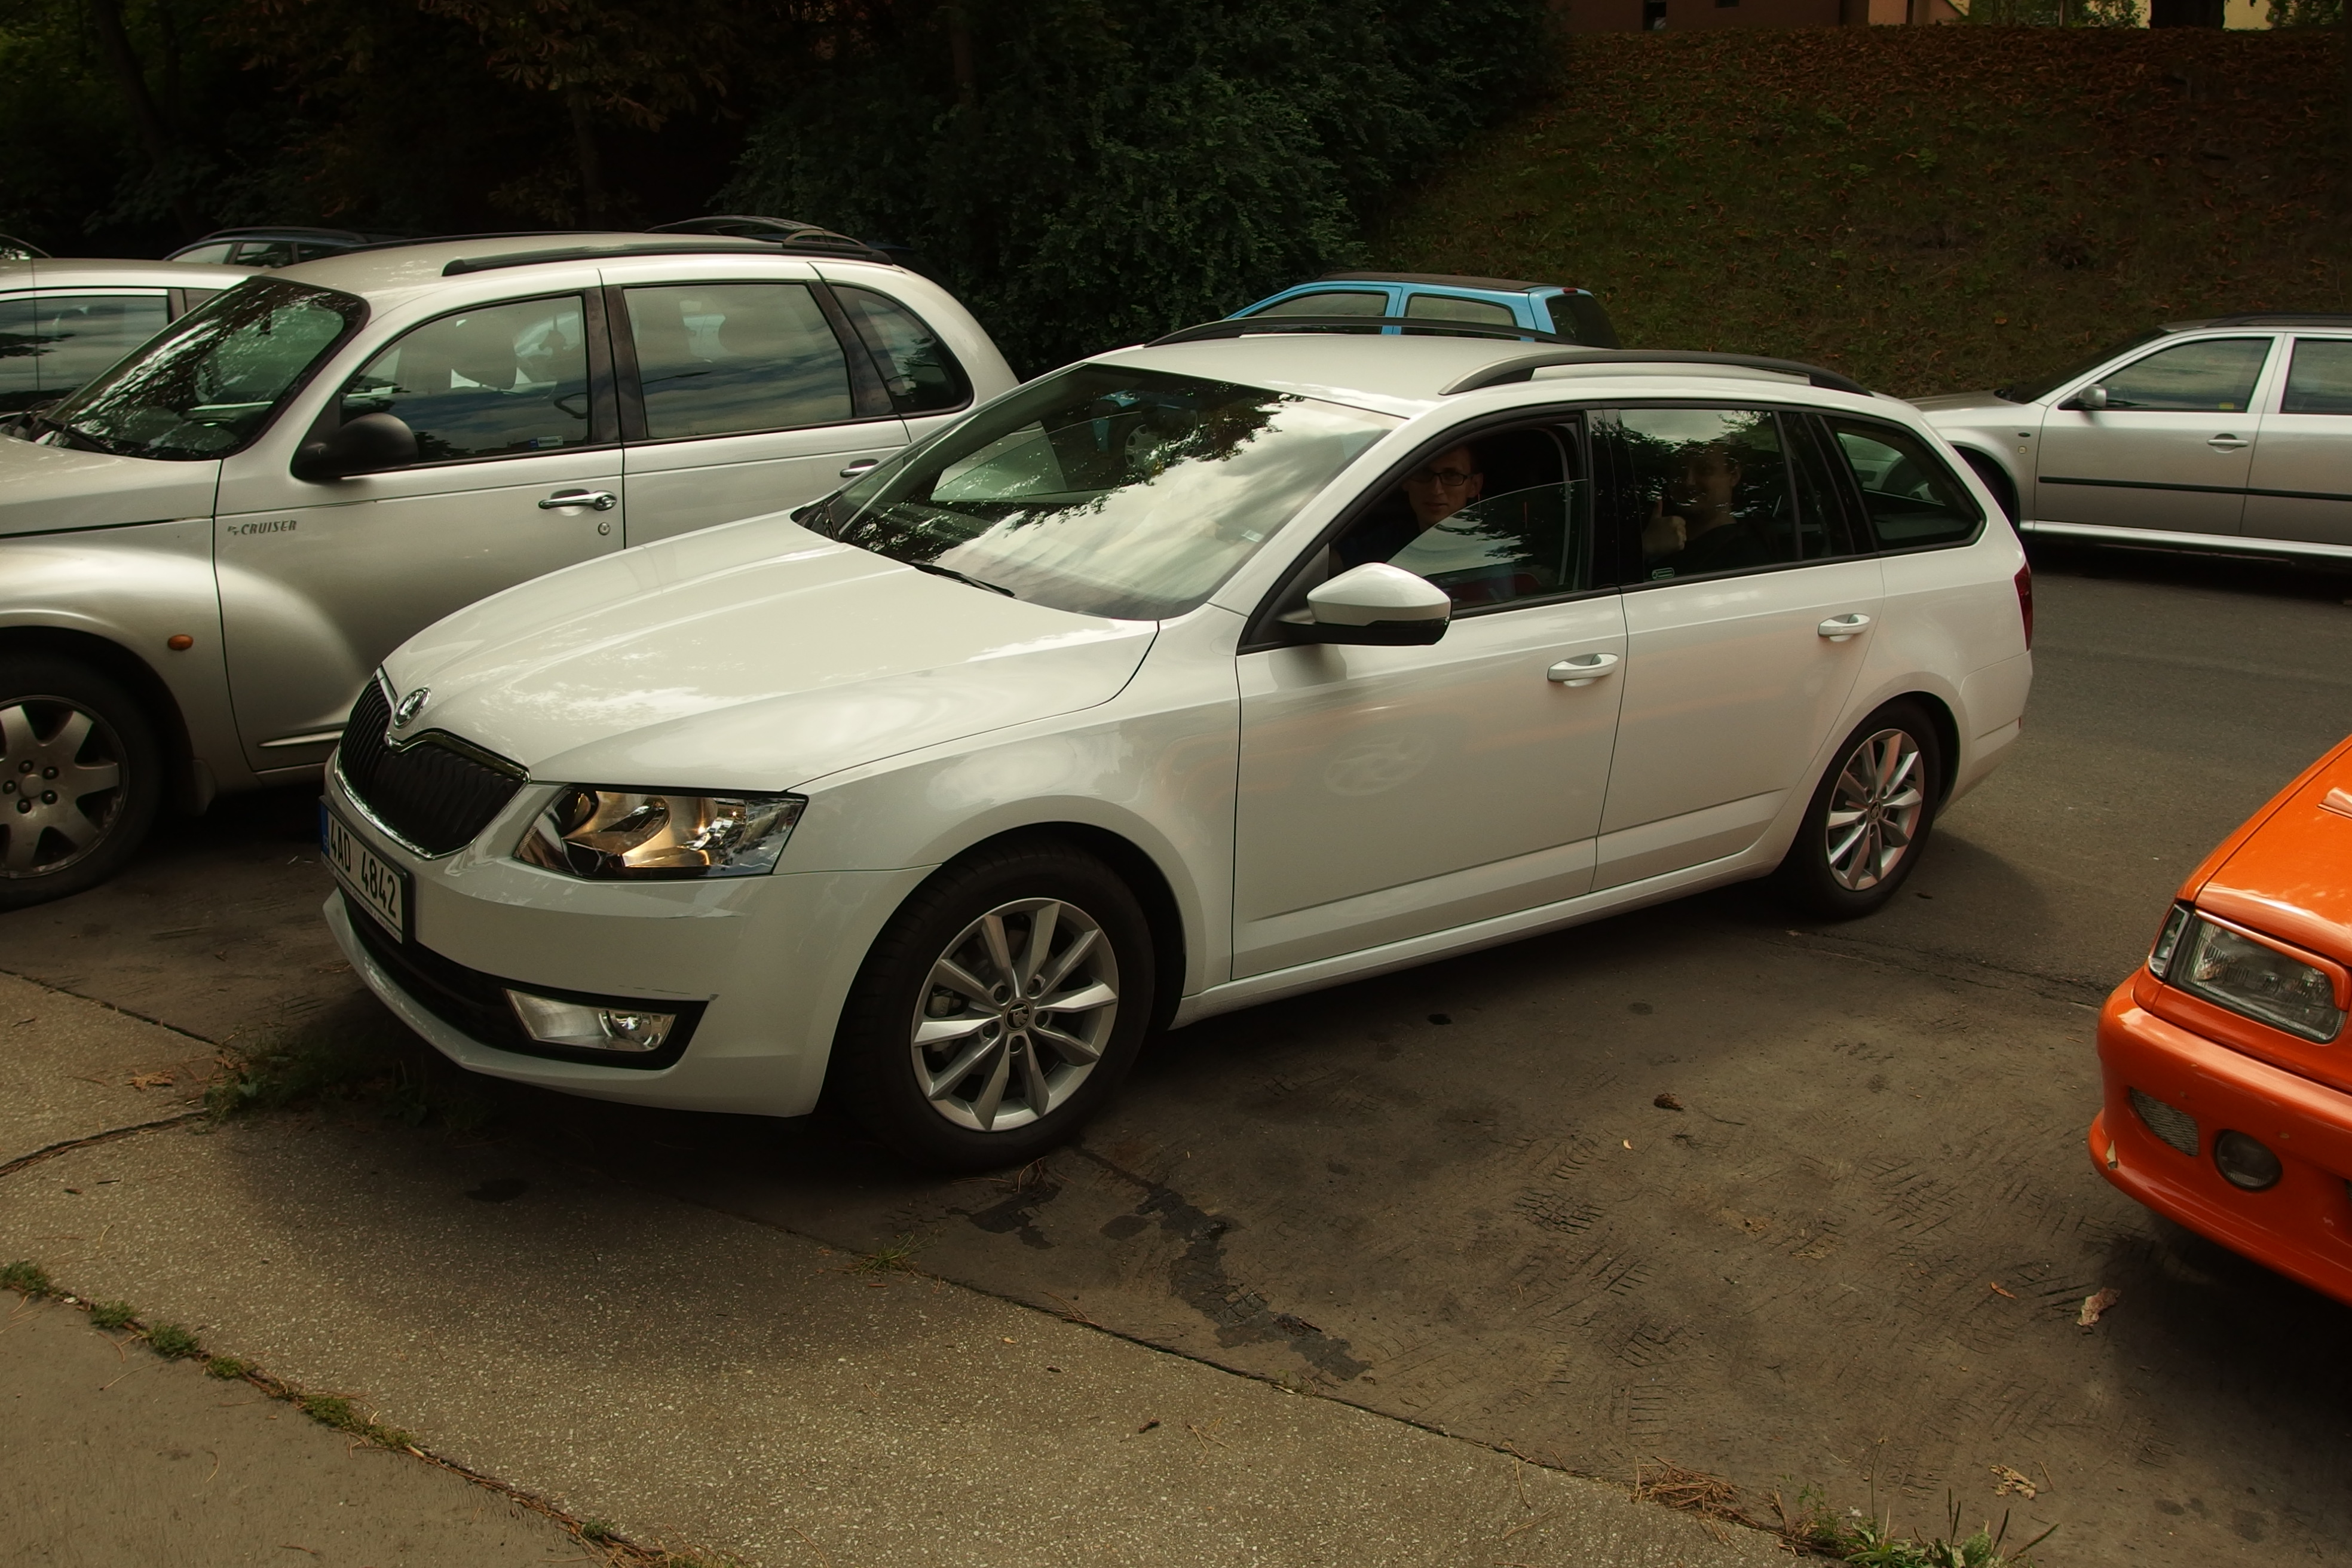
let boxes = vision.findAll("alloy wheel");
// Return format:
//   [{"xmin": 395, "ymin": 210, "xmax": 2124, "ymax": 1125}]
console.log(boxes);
[
  {"xmin": 908, "ymin": 896, "xmax": 1120, "ymax": 1133},
  {"xmin": 0, "ymin": 698, "xmax": 128, "ymax": 878},
  {"xmin": 1823, "ymin": 727, "xmax": 1924, "ymax": 892}
]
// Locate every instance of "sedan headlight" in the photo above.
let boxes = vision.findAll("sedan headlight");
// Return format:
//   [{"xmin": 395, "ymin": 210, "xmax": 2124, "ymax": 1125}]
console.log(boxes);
[
  {"xmin": 516, "ymin": 788, "xmax": 805, "ymax": 879},
  {"xmin": 2160, "ymin": 908, "xmax": 2345, "ymax": 1043}
]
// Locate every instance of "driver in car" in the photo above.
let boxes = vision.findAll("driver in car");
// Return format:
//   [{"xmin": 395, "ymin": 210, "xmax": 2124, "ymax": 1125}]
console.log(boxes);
[{"xmin": 1335, "ymin": 444, "xmax": 1485, "ymax": 568}]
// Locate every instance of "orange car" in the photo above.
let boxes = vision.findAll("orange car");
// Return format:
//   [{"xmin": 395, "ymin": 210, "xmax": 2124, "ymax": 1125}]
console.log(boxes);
[{"xmin": 2091, "ymin": 734, "xmax": 2352, "ymax": 1305}]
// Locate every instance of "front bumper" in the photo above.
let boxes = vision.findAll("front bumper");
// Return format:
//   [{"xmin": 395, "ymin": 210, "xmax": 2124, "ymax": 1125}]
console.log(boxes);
[
  {"xmin": 323, "ymin": 767, "xmax": 932, "ymax": 1118},
  {"xmin": 2091, "ymin": 976, "xmax": 2352, "ymax": 1308}
]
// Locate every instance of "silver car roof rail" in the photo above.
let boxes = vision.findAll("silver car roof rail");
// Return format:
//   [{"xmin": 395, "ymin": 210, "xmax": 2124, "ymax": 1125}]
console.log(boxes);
[
  {"xmin": 439, "ymin": 232, "xmax": 890, "ymax": 277},
  {"xmin": 1441, "ymin": 349, "xmax": 1869, "ymax": 397}
]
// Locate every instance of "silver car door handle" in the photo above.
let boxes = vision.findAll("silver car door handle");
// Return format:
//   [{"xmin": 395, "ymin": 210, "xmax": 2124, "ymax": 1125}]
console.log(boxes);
[
  {"xmin": 540, "ymin": 489, "xmax": 617, "ymax": 512},
  {"xmin": 2207, "ymin": 434, "xmax": 2247, "ymax": 451},
  {"xmin": 1546, "ymin": 652, "xmax": 1620, "ymax": 686},
  {"xmin": 840, "ymin": 458, "xmax": 882, "ymax": 479},
  {"xmin": 1818, "ymin": 613, "xmax": 1872, "ymax": 641}
]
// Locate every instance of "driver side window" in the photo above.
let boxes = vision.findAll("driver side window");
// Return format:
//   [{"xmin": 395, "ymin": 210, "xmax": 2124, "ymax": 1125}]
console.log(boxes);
[
  {"xmin": 1331, "ymin": 423, "xmax": 1590, "ymax": 612},
  {"xmin": 339, "ymin": 295, "xmax": 592, "ymax": 463}
]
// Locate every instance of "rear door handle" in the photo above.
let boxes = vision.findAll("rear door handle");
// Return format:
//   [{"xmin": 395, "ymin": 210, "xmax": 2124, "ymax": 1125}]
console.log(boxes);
[
  {"xmin": 540, "ymin": 489, "xmax": 617, "ymax": 512},
  {"xmin": 1818, "ymin": 613, "xmax": 1872, "ymax": 641},
  {"xmin": 840, "ymin": 458, "xmax": 882, "ymax": 479},
  {"xmin": 2207, "ymin": 434, "xmax": 2248, "ymax": 451},
  {"xmin": 1547, "ymin": 652, "xmax": 1620, "ymax": 686}
]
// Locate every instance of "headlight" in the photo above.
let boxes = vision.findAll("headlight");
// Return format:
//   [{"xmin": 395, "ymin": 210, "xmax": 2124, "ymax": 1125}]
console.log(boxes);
[
  {"xmin": 2169, "ymin": 912, "xmax": 2345, "ymax": 1043},
  {"xmin": 516, "ymin": 787, "xmax": 805, "ymax": 879}
]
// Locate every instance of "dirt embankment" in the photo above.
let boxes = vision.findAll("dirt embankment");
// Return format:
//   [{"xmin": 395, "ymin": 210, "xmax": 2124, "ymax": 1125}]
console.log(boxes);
[{"xmin": 1377, "ymin": 27, "xmax": 2347, "ymax": 396}]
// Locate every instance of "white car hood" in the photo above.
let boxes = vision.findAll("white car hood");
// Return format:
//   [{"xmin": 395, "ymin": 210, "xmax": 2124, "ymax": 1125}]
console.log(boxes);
[
  {"xmin": 0, "ymin": 436, "xmax": 219, "ymax": 538},
  {"xmin": 382, "ymin": 512, "xmax": 1158, "ymax": 793}
]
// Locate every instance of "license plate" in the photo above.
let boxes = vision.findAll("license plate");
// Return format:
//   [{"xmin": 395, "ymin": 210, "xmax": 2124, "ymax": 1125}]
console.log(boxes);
[{"xmin": 321, "ymin": 801, "xmax": 409, "ymax": 942}]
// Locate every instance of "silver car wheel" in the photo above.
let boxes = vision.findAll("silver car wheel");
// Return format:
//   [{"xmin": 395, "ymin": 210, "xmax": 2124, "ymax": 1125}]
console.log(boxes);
[
  {"xmin": 908, "ymin": 896, "xmax": 1120, "ymax": 1134},
  {"xmin": 1823, "ymin": 727, "xmax": 1924, "ymax": 892},
  {"xmin": 0, "ymin": 698, "xmax": 128, "ymax": 879}
]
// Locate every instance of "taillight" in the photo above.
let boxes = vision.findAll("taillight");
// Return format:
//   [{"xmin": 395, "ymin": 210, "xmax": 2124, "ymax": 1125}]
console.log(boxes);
[{"xmin": 2014, "ymin": 563, "xmax": 2034, "ymax": 650}]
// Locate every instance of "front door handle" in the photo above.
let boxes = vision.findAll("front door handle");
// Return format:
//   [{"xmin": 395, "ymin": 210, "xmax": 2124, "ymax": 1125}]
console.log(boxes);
[
  {"xmin": 1818, "ymin": 613, "xmax": 1872, "ymax": 641},
  {"xmin": 2207, "ymin": 434, "xmax": 2248, "ymax": 451},
  {"xmin": 540, "ymin": 489, "xmax": 617, "ymax": 512},
  {"xmin": 1547, "ymin": 652, "xmax": 1620, "ymax": 686},
  {"xmin": 840, "ymin": 458, "xmax": 882, "ymax": 479}
]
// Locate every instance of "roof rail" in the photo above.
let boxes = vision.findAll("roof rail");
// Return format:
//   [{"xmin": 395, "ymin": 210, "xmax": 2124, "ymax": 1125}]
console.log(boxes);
[
  {"xmin": 1441, "ymin": 349, "xmax": 1869, "ymax": 397},
  {"xmin": 1151, "ymin": 315, "xmax": 1578, "ymax": 348},
  {"xmin": 2194, "ymin": 312, "xmax": 2352, "ymax": 328},
  {"xmin": 440, "ymin": 231, "xmax": 890, "ymax": 277}
]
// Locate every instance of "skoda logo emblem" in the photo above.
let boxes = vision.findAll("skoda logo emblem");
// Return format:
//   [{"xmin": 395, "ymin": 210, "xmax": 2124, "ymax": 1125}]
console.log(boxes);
[{"xmin": 391, "ymin": 687, "xmax": 430, "ymax": 730}]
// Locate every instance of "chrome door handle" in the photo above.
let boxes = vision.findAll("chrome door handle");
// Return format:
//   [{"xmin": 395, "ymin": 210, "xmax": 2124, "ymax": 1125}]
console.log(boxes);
[
  {"xmin": 1818, "ymin": 613, "xmax": 1872, "ymax": 641},
  {"xmin": 1547, "ymin": 652, "xmax": 1620, "ymax": 686},
  {"xmin": 2207, "ymin": 434, "xmax": 2247, "ymax": 451},
  {"xmin": 839, "ymin": 458, "xmax": 881, "ymax": 479},
  {"xmin": 540, "ymin": 489, "xmax": 617, "ymax": 512}
]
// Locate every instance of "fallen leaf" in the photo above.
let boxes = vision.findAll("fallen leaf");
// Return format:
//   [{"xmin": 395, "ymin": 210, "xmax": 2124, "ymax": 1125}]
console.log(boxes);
[
  {"xmin": 1622, "ymin": 1139, "xmax": 1634, "ymax": 1150},
  {"xmin": 1653, "ymin": 1092, "xmax": 1686, "ymax": 1112},
  {"xmin": 1989, "ymin": 1281, "xmax": 2016, "ymax": 1299},
  {"xmin": 2077, "ymin": 1286, "xmax": 2122, "ymax": 1327},
  {"xmin": 126, "ymin": 1071, "xmax": 175, "ymax": 1091},
  {"xmin": 1990, "ymin": 1464, "xmax": 2038, "ymax": 1499}
]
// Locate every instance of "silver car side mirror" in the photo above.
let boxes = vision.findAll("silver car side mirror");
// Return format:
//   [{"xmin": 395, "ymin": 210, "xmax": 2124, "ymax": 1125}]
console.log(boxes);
[
  {"xmin": 2072, "ymin": 384, "xmax": 2109, "ymax": 412},
  {"xmin": 1281, "ymin": 561, "xmax": 1451, "ymax": 647}
]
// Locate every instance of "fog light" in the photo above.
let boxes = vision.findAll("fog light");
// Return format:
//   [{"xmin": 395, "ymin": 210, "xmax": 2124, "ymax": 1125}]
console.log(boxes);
[
  {"xmin": 505, "ymin": 990, "xmax": 676, "ymax": 1054},
  {"xmin": 2213, "ymin": 1130, "xmax": 2283, "ymax": 1192}
]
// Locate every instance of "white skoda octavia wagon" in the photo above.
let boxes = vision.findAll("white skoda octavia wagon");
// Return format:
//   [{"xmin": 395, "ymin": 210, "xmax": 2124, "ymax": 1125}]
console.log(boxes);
[{"xmin": 321, "ymin": 330, "xmax": 2034, "ymax": 1169}]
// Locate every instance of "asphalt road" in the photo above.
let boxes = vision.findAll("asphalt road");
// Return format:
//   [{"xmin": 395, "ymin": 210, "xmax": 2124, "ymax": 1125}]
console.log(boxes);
[{"xmin": 4, "ymin": 540, "xmax": 2350, "ymax": 1566}]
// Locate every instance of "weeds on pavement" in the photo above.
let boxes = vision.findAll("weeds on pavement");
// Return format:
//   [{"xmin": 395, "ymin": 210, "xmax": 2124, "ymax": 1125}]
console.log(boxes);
[
  {"xmin": 848, "ymin": 1235, "xmax": 921, "ymax": 1275},
  {"xmin": 1784, "ymin": 1483, "xmax": 2054, "ymax": 1566},
  {"xmin": 0, "ymin": 1259, "xmax": 51, "ymax": 1296},
  {"xmin": 87, "ymin": 1298, "xmax": 136, "ymax": 1330},
  {"xmin": 204, "ymin": 1007, "xmax": 495, "ymax": 1134}
]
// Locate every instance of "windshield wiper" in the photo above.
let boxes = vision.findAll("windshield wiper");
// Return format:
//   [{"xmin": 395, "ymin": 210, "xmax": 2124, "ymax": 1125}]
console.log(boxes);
[
  {"xmin": 13, "ymin": 406, "xmax": 110, "ymax": 452},
  {"xmin": 908, "ymin": 559, "xmax": 1016, "ymax": 598}
]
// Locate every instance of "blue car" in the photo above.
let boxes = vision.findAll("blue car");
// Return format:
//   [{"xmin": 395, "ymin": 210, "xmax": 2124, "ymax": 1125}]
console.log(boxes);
[{"xmin": 1230, "ymin": 271, "xmax": 1619, "ymax": 347}]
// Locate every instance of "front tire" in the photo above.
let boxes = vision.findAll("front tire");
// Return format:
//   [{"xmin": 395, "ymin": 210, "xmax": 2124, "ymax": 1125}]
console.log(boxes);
[
  {"xmin": 829, "ymin": 838, "xmax": 1154, "ymax": 1172},
  {"xmin": 0, "ymin": 654, "xmax": 162, "ymax": 911},
  {"xmin": 1773, "ymin": 699, "xmax": 1942, "ymax": 920}
]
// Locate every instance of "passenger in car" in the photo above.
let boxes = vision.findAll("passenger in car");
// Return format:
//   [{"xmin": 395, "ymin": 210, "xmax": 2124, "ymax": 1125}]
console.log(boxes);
[
  {"xmin": 1336, "ymin": 443, "xmax": 1486, "ymax": 568},
  {"xmin": 1641, "ymin": 440, "xmax": 1773, "ymax": 577}
]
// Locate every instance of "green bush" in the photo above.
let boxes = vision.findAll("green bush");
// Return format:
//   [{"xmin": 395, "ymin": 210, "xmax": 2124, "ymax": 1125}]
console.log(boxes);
[{"xmin": 725, "ymin": 0, "xmax": 1547, "ymax": 372}]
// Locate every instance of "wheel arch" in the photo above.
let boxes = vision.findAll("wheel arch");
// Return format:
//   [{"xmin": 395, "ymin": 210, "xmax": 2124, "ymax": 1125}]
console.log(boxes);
[
  {"xmin": 1950, "ymin": 443, "xmax": 2020, "ymax": 525},
  {"xmin": 0, "ymin": 624, "xmax": 201, "ymax": 810},
  {"xmin": 1901, "ymin": 688, "xmax": 1964, "ymax": 808},
  {"xmin": 930, "ymin": 820, "xmax": 1190, "ymax": 1033}
]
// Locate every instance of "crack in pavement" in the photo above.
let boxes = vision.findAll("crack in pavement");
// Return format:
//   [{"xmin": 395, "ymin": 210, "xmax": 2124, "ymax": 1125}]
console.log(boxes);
[
  {"xmin": 1074, "ymin": 1147, "xmax": 1370, "ymax": 1383},
  {"xmin": 0, "ymin": 1111, "xmax": 209, "ymax": 1183}
]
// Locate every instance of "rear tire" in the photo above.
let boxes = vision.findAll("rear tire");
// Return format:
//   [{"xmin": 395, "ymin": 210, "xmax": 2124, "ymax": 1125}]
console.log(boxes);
[
  {"xmin": 0, "ymin": 654, "xmax": 162, "ymax": 911},
  {"xmin": 1773, "ymin": 699, "xmax": 1943, "ymax": 921},
  {"xmin": 1958, "ymin": 449, "xmax": 2019, "ymax": 526},
  {"xmin": 828, "ymin": 838, "xmax": 1154, "ymax": 1173}
]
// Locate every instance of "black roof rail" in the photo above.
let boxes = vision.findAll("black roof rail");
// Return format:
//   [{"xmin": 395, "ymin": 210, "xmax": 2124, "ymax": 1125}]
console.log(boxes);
[
  {"xmin": 2191, "ymin": 312, "xmax": 2352, "ymax": 328},
  {"xmin": 1151, "ymin": 315, "xmax": 1579, "ymax": 348},
  {"xmin": 1441, "ymin": 349, "xmax": 1869, "ymax": 397},
  {"xmin": 440, "ymin": 232, "xmax": 890, "ymax": 277}
]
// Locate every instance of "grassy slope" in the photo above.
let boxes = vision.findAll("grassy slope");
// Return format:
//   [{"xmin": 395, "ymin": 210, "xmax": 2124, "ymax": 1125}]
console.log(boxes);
[{"xmin": 1374, "ymin": 27, "xmax": 2349, "ymax": 397}]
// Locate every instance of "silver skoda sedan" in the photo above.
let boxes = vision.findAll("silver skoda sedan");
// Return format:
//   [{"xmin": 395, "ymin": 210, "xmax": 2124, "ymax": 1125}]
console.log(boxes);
[{"xmin": 1918, "ymin": 314, "xmax": 2352, "ymax": 564}]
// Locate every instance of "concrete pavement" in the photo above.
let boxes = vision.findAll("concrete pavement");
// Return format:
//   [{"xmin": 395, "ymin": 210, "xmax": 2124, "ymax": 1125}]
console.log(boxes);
[{"xmin": 0, "ymin": 970, "xmax": 1784, "ymax": 1567}]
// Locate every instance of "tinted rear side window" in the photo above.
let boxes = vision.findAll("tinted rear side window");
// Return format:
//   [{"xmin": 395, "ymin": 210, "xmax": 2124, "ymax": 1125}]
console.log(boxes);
[
  {"xmin": 1827, "ymin": 419, "xmax": 1982, "ymax": 550},
  {"xmin": 1403, "ymin": 293, "xmax": 1514, "ymax": 327},
  {"xmin": 835, "ymin": 286, "xmax": 972, "ymax": 415},
  {"xmin": 1252, "ymin": 289, "xmax": 1389, "ymax": 318},
  {"xmin": 0, "ymin": 292, "xmax": 170, "ymax": 413},
  {"xmin": 625, "ymin": 282, "xmax": 853, "ymax": 438},
  {"xmin": 2282, "ymin": 339, "xmax": 2352, "ymax": 415}
]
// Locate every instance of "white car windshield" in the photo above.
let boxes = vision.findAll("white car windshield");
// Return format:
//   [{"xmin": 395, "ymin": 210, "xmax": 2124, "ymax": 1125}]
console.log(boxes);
[
  {"xmin": 825, "ymin": 365, "xmax": 1398, "ymax": 619},
  {"xmin": 41, "ymin": 278, "xmax": 364, "ymax": 460}
]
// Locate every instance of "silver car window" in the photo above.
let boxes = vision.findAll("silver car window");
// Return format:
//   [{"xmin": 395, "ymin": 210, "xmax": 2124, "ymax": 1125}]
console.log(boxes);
[
  {"xmin": 44, "ymin": 278, "xmax": 363, "ymax": 460},
  {"xmin": 0, "ymin": 292, "xmax": 170, "ymax": 414},
  {"xmin": 2281, "ymin": 339, "xmax": 2352, "ymax": 415},
  {"xmin": 2097, "ymin": 337, "xmax": 2270, "ymax": 414},
  {"xmin": 828, "ymin": 365, "xmax": 1398, "ymax": 619}
]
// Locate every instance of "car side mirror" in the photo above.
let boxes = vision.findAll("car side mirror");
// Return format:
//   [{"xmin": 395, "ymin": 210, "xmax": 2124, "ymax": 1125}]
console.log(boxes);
[
  {"xmin": 292, "ymin": 412, "xmax": 418, "ymax": 482},
  {"xmin": 1279, "ymin": 562, "xmax": 1451, "ymax": 646},
  {"xmin": 2067, "ymin": 384, "xmax": 2109, "ymax": 412}
]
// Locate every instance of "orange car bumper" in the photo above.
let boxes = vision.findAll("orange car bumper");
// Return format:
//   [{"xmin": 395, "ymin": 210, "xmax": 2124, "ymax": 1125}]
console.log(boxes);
[{"xmin": 2091, "ymin": 976, "xmax": 2352, "ymax": 1308}]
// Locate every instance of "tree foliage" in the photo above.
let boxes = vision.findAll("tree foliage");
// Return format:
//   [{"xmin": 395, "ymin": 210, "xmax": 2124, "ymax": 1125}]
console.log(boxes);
[{"xmin": 729, "ymin": 0, "xmax": 1550, "ymax": 370}]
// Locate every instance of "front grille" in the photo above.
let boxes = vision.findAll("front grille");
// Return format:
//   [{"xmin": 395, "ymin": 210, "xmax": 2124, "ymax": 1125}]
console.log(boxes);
[
  {"xmin": 336, "ymin": 679, "xmax": 523, "ymax": 856},
  {"xmin": 341, "ymin": 893, "xmax": 700, "ymax": 1070},
  {"xmin": 2131, "ymin": 1087, "xmax": 2201, "ymax": 1157}
]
